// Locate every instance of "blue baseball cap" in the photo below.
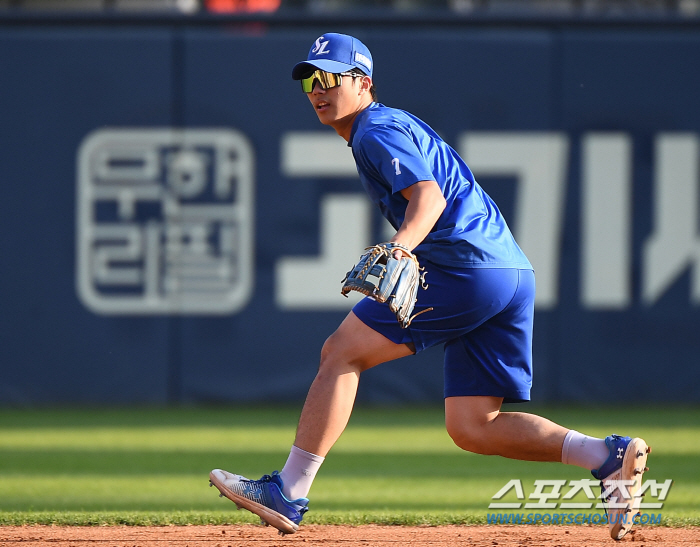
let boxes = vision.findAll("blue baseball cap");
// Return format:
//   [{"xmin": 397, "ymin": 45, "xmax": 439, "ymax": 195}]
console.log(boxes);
[{"xmin": 292, "ymin": 33, "xmax": 373, "ymax": 80}]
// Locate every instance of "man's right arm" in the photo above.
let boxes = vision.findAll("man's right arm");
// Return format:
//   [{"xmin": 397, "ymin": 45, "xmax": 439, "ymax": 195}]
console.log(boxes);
[{"xmin": 390, "ymin": 180, "xmax": 446, "ymax": 256}]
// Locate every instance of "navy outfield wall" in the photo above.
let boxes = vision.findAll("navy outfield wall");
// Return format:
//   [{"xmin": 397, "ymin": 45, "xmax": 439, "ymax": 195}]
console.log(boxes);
[{"xmin": 1, "ymin": 16, "xmax": 699, "ymax": 405}]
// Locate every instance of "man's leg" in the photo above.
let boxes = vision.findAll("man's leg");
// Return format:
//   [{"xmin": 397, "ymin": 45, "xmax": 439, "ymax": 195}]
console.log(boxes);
[
  {"xmin": 292, "ymin": 311, "xmax": 414, "ymax": 458},
  {"xmin": 444, "ymin": 395, "xmax": 569, "ymax": 461},
  {"xmin": 210, "ymin": 311, "xmax": 413, "ymax": 534},
  {"xmin": 277, "ymin": 311, "xmax": 413, "ymax": 500},
  {"xmin": 444, "ymin": 395, "xmax": 651, "ymax": 541}
]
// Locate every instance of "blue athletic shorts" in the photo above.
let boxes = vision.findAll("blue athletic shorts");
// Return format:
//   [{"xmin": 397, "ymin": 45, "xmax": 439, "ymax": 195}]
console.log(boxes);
[{"xmin": 352, "ymin": 263, "xmax": 535, "ymax": 403}]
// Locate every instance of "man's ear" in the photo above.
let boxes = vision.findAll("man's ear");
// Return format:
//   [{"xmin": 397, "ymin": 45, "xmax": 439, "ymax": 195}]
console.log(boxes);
[{"xmin": 360, "ymin": 76, "xmax": 372, "ymax": 94}]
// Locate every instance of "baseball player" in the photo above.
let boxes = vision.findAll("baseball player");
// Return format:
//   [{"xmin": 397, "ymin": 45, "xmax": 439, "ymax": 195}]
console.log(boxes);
[{"xmin": 210, "ymin": 33, "xmax": 650, "ymax": 540}]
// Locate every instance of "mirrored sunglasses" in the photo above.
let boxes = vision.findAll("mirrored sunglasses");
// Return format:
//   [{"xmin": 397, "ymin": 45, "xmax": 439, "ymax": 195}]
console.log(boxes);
[{"xmin": 300, "ymin": 70, "xmax": 357, "ymax": 93}]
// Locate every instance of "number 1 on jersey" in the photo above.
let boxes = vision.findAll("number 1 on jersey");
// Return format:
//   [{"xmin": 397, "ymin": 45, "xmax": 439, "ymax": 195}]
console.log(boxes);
[{"xmin": 391, "ymin": 157, "xmax": 402, "ymax": 175}]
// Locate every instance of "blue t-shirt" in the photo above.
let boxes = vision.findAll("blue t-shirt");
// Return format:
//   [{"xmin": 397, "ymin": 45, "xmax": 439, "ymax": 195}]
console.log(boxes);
[{"xmin": 349, "ymin": 102, "xmax": 531, "ymax": 270}]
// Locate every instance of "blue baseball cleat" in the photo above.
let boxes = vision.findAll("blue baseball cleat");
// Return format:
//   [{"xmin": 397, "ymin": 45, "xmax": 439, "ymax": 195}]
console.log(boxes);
[
  {"xmin": 591, "ymin": 435, "xmax": 651, "ymax": 540},
  {"xmin": 209, "ymin": 469, "xmax": 308, "ymax": 535}
]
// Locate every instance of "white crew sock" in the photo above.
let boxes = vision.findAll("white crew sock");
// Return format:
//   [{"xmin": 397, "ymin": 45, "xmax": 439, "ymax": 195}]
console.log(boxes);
[
  {"xmin": 561, "ymin": 429, "xmax": 610, "ymax": 471},
  {"xmin": 278, "ymin": 445, "xmax": 325, "ymax": 501}
]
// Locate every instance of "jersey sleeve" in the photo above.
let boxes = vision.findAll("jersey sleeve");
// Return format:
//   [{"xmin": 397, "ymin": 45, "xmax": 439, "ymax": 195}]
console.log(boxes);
[{"xmin": 355, "ymin": 125, "xmax": 436, "ymax": 194}]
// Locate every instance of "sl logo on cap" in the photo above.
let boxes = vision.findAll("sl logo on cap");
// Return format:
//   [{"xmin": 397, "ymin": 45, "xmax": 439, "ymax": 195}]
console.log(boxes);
[{"xmin": 312, "ymin": 37, "xmax": 330, "ymax": 56}]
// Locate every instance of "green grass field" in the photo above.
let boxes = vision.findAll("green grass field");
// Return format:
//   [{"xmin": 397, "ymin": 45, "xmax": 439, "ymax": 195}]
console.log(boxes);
[{"xmin": 0, "ymin": 405, "xmax": 698, "ymax": 527}]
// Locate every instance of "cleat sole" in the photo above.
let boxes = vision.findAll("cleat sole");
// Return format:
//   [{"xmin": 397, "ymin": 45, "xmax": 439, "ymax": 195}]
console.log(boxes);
[
  {"xmin": 209, "ymin": 471, "xmax": 298, "ymax": 535},
  {"xmin": 608, "ymin": 437, "xmax": 649, "ymax": 541}
]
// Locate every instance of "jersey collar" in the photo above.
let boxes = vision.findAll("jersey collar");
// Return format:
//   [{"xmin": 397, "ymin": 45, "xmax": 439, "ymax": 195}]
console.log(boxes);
[{"xmin": 348, "ymin": 102, "xmax": 379, "ymax": 147}]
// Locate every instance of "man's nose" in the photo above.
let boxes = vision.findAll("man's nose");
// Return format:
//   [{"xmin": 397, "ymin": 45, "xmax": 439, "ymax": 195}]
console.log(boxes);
[{"xmin": 312, "ymin": 80, "xmax": 325, "ymax": 94}]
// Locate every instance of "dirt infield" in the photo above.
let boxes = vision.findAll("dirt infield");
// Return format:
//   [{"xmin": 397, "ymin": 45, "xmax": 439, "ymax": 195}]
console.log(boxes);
[{"xmin": 1, "ymin": 525, "xmax": 698, "ymax": 547}]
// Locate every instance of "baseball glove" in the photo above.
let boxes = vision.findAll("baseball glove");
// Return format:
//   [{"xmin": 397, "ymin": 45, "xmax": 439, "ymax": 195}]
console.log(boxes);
[{"xmin": 341, "ymin": 242, "xmax": 432, "ymax": 328}]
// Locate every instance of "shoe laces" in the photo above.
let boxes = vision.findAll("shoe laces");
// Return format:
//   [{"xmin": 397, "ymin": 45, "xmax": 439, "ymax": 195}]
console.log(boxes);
[{"xmin": 241, "ymin": 473, "xmax": 274, "ymax": 486}]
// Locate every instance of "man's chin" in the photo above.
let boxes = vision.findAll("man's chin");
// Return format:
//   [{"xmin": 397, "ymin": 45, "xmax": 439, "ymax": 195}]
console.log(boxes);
[{"xmin": 315, "ymin": 112, "xmax": 335, "ymax": 125}]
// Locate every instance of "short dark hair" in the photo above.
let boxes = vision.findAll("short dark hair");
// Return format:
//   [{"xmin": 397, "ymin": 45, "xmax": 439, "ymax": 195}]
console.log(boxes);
[{"xmin": 351, "ymin": 68, "xmax": 377, "ymax": 102}]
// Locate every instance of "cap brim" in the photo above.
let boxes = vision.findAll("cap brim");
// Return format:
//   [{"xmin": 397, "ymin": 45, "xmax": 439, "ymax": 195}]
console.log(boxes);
[{"xmin": 292, "ymin": 59, "xmax": 356, "ymax": 80}]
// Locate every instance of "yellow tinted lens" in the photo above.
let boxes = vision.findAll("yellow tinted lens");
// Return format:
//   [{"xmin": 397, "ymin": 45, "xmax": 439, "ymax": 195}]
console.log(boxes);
[
  {"xmin": 300, "ymin": 70, "xmax": 342, "ymax": 93},
  {"xmin": 300, "ymin": 74, "xmax": 315, "ymax": 93}
]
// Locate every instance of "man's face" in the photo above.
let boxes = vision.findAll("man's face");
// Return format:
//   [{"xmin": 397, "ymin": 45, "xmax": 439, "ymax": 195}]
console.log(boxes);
[{"xmin": 305, "ymin": 72, "xmax": 370, "ymax": 127}]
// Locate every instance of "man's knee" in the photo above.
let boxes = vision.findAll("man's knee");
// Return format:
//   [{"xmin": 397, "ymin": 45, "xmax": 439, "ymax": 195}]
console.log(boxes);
[
  {"xmin": 444, "ymin": 396, "xmax": 503, "ymax": 455},
  {"xmin": 319, "ymin": 311, "xmax": 414, "ymax": 374},
  {"xmin": 319, "ymin": 332, "xmax": 341, "ymax": 371},
  {"xmin": 319, "ymin": 330, "xmax": 364, "ymax": 374},
  {"xmin": 445, "ymin": 417, "xmax": 497, "ymax": 455}
]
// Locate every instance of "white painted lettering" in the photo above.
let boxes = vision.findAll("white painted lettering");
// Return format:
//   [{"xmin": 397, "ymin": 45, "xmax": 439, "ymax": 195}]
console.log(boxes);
[
  {"xmin": 276, "ymin": 194, "xmax": 370, "ymax": 309},
  {"xmin": 643, "ymin": 134, "xmax": 700, "ymax": 305},
  {"xmin": 581, "ymin": 133, "xmax": 632, "ymax": 309}
]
